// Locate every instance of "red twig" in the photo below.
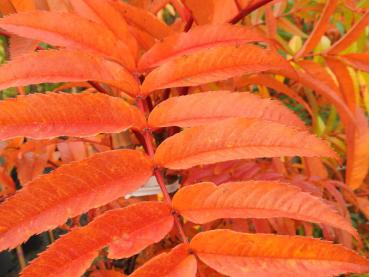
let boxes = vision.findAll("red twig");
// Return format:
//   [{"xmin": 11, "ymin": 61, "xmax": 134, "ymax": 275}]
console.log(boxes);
[
  {"xmin": 136, "ymin": 97, "xmax": 189, "ymax": 243},
  {"xmin": 229, "ymin": 0, "xmax": 274, "ymax": 24},
  {"xmin": 88, "ymin": 81, "xmax": 109, "ymax": 94}
]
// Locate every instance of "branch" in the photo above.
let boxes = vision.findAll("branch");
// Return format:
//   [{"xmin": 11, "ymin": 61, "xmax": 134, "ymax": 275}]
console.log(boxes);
[
  {"xmin": 229, "ymin": 0, "xmax": 274, "ymax": 24},
  {"xmin": 136, "ymin": 97, "xmax": 189, "ymax": 244}
]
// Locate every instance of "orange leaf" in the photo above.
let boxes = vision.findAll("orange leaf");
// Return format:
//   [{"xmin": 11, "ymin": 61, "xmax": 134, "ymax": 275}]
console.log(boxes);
[
  {"xmin": 141, "ymin": 44, "xmax": 296, "ymax": 95},
  {"xmin": 154, "ymin": 118, "xmax": 337, "ymax": 169},
  {"xmin": 138, "ymin": 23, "xmax": 268, "ymax": 71},
  {"xmin": 295, "ymin": 0, "xmax": 339, "ymax": 58},
  {"xmin": 70, "ymin": 0, "xmax": 138, "ymax": 58},
  {"xmin": 328, "ymin": 10, "xmax": 369, "ymax": 54},
  {"xmin": 0, "ymin": 92, "xmax": 145, "ymax": 140},
  {"xmin": 8, "ymin": 35, "xmax": 38, "ymax": 59},
  {"xmin": 10, "ymin": 0, "xmax": 36, "ymax": 11},
  {"xmin": 346, "ymin": 108, "xmax": 369, "ymax": 190},
  {"xmin": 173, "ymin": 181, "xmax": 358, "ymax": 239},
  {"xmin": 182, "ymin": 0, "xmax": 214, "ymax": 25},
  {"xmin": 325, "ymin": 56, "xmax": 356, "ymax": 111},
  {"xmin": 0, "ymin": 11, "xmax": 136, "ymax": 70},
  {"xmin": 148, "ymin": 91, "xmax": 306, "ymax": 129},
  {"xmin": 0, "ymin": 149, "xmax": 153, "ymax": 250},
  {"xmin": 0, "ymin": 49, "xmax": 140, "ymax": 96},
  {"xmin": 130, "ymin": 244, "xmax": 197, "ymax": 277},
  {"xmin": 191, "ymin": 229, "xmax": 369, "ymax": 277},
  {"xmin": 339, "ymin": 53, "xmax": 369, "ymax": 72},
  {"xmin": 111, "ymin": 0, "xmax": 173, "ymax": 40},
  {"xmin": 234, "ymin": 74, "xmax": 313, "ymax": 117},
  {"xmin": 295, "ymin": 69, "xmax": 354, "ymax": 125},
  {"xmin": 211, "ymin": 0, "xmax": 239, "ymax": 24},
  {"xmin": 21, "ymin": 202, "xmax": 173, "ymax": 277}
]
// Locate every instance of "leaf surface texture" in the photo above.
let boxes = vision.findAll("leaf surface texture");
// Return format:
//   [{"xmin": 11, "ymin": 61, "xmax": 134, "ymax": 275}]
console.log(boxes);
[
  {"xmin": 141, "ymin": 45, "xmax": 296, "ymax": 94},
  {"xmin": 0, "ymin": 149, "xmax": 153, "ymax": 250},
  {"xmin": 0, "ymin": 49, "xmax": 139, "ymax": 95},
  {"xmin": 155, "ymin": 118, "xmax": 337, "ymax": 169},
  {"xmin": 21, "ymin": 202, "xmax": 173, "ymax": 277},
  {"xmin": 130, "ymin": 244, "xmax": 197, "ymax": 277},
  {"xmin": 0, "ymin": 11, "xmax": 135, "ymax": 70},
  {"xmin": 190, "ymin": 230, "xmax": 369, "ymax": 277},
  {"xmin": 0, "ymin": 92, "xmax": 145, "ymax": 140},
  {"xmin": 173, "ymin": 181, "xmax": 358, "ymax": 239},
  {"xmin": 148, "ymin": 91, "xmax": 305, "ymax": 129},
  {"xmin": 138, "ymin": 23, "xmax": 267, "ymax": 71}
]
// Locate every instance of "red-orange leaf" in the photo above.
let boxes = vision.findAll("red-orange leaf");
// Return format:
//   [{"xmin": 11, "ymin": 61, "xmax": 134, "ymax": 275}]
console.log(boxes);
[
  {"xmin": 328, "ymin": 10, "xmax": 369, "ymax": 54},
  {"xmin": 0, "ymin": 49, "xmax": 140, "ymax": 95},
  {"xmin": 296, "ymin": 68, "xmax": 354, "ymax": 125},
  {"xmin": 148, "ymin": 91, "xmax": 306, "ymax": 129},
  {"xmin": 111, "ymin": 0, "xmax": 173, "ymax": 40},
  {"xmin": 295, "ymin": 0, "xmax": 339, "ymax": 58},
  {"xmin": 325, "ymin": 56, "xmax": 356, "ymax": 111},
  {"xmin": 0, "ymin": 92, "xmax": 146, "ymax": 140},
  {"xmin": 70, "ymin": 0, "xmax": 138, "ymax": 58},
  {"xmin": 173, "ymin": 181, "xmax": 358, "ymax": 239},
  {"xmin": 191, "ymin": 229, "xmax": 369, "ymax": 277},
  {"xmin": 0, "ymin": 11, "xmax": 135, "ymax": 70},
  {"xmin": 235, "ymin": 74, "xmax": 313, "ymax": 117},
  {"xmin": 138, "ymin": 24, "xmax": 268, "ymax": 71},
  {"xmin": 154, "ymin": 118, "xmax": 337, "ymax": 169},
  {"xmin": 339, "ymin": 53, "xmax": 369, "ymax": 72},
  {"xmin": 141, "ymin": 44, "xmax": 296, "ymax": 95},
  {"xmin": 21, "ymin": 202, "xmax": 173, "ymax": 277},
  {"xmin": 0, "ymin": 149, "xmax": 153, "ymax": 250},
  {"xmin": 346, "ymin": 108, "xmax": 369, "ymax": 190},
  {"xmin": 130, "ymin": 244, "xmax": 197, "ymax": 277}
]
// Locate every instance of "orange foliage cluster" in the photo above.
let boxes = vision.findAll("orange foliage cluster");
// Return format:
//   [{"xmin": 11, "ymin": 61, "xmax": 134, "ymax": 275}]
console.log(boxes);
[{"xmin": 0, "ymin": 0, "xmax": 368, "ymax": 276}]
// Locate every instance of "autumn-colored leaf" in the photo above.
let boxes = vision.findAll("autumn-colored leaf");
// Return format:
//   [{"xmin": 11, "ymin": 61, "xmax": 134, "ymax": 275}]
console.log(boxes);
[
  {"xmin": 0, "ymin": 0, "xmax": 16, "ymax": 15},
  {"xmin": 0, "ymin": 49, "xmax": 140, "ymax": 95},
  {"xmin": 339, "ymin": 53, "xmax": 369, "ymax": 72},
  {"xmin": 191, "ymin": 229, "xmax": 369, "ymax": 277},
  {"xmin": 154, "ymin": 118, "xmax": 337, "ymax": 169},
  {"xmin": 211, "ymin": 0, "xmax": 239, "ymax": 24},
  {"xmin": 148, "ymin": 91, "xmax": 306, "ymax": 129},
  {"xmin": 346, "ymin": 108, "xmax": 369, "ymax": 190},
  {"xmin": 0, "ymin": 149, "xmax": 153, "ymax": 250},
  {"xmin": 328, "ymin": 10, "xmax": 369, "ymax": 54},
  {"xmin": 0, "ymin": 11, "xmax": 136, "ymax": 70},
  {"xmin": 181, "ymin": 0, "xmax": 213, "ymax": 25},
  {"xmin": 70, "ymin": 0, "xmax": 138, "ymax": 58},
  {"xmin": 234, "ymin": 74, "xmax": 313, "ymax": 117},
  {"xmin": 295, "ymin": 68, "xmax": 354, "ymax": 125},
  {"xmin": 325, "ymin": 56, "xmax": 356, "ymax": 111},
  {"xmin": 21, "ymin": 202, "xmax": 173, "ymax": 277},
  {"xmin": 173, "ymin": 181, "xmax": 358, "ymax": 239},
  {"xmin": 295, "ymin": 0, "xmax": 339, "ymax": 58},
  {"xmin": 111, "ymin": 0, "xmax": 173, "ymax": 40},
  {"xmin": 0, "ymin": 92, "xmax": 146, "ymax": 140},
  {"xmin": 8, "ymin": 34, "xmax": 38, "ymax": 59},
  {"xmin": 138, "ymin": 23, "xmax": 268, "ymax": 71},
  {"xmin": 141, "ymin": 44, "xmax": 296, "ymax": 95},
  {"xmin": 10, "ymin": 0, "xmax": 36, "ymax": 11},
  {"xmin": 130, "ymin": 244, "xmax": 197, "ymax": 277},
  {"xmin": 298, "ymin": 60, "xmax": 338, "ymax": 92}
]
